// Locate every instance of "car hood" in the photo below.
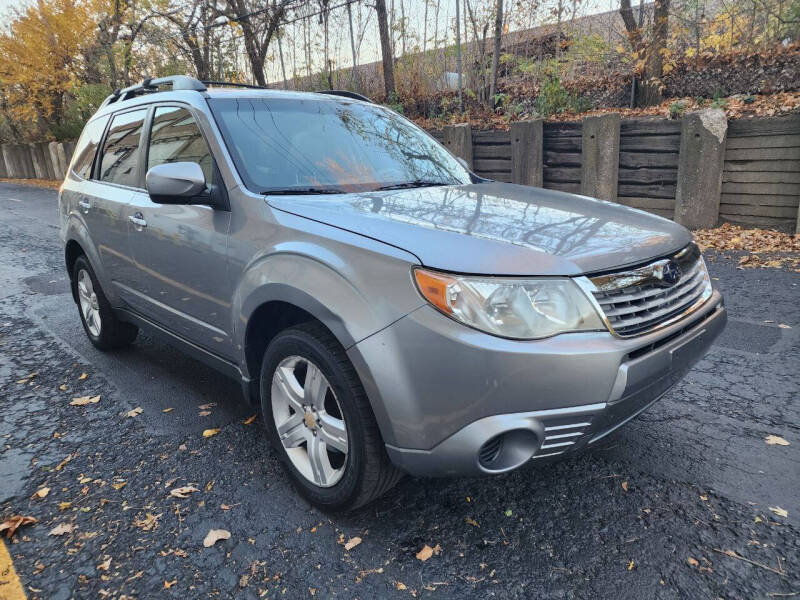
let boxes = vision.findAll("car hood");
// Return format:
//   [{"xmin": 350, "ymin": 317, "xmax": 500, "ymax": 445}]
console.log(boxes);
[{"xmin": 267, "ymin": 182, "xmax": 692, "ymax": 276}]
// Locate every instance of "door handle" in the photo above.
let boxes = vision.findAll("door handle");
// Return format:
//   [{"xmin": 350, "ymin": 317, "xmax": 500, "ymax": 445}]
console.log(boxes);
[
  {"xmin": 128, "ymin": 213, "xmax": 147, "ymax": 228},
  {"xmin": 78, "ymin": 199, "xmax": 91, "ymax": 212}
]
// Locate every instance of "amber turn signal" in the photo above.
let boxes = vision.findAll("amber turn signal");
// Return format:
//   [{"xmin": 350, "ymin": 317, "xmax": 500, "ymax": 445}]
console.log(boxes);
[{"xmin": 413, "ymin": 269, "xmax": 456, "ymax": 315}]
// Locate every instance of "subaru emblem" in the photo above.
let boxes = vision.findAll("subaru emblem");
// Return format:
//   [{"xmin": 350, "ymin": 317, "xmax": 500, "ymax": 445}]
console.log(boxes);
[{"xmin": 658, "ymin": 260, "xmax": 681, "ymax": 286}]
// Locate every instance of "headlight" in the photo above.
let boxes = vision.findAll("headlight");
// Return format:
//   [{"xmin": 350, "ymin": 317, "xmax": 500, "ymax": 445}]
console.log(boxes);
[{"xmin": 413, "ymin": 268, "xmax": 605, "ymax": 339}]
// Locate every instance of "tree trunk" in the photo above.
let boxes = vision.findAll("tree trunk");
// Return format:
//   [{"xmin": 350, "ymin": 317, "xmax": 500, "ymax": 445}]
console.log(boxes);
[
  {"xmin": 640, "ymin": 0, "xmax": 670, "ymax": 106},
  {"xmin": 489, "ymin": 0, "xmax": 503, "ymax": 107},
  {"xmin": 375, "ymin": 0, "xmax": 396, "ymax": 97},
  {"xmin": 455, "ymin": 0, "xmax": 463, "ymax": 111},
  {"xmin": 347, "ymin": 2, "xmax": 359, "ymax": 92}
]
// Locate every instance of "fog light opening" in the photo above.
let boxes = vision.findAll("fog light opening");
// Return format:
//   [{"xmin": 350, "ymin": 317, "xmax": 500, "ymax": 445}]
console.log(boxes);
[{"xmin": 478, "ymin": 429, "xmax": 539, "ymax": 472}]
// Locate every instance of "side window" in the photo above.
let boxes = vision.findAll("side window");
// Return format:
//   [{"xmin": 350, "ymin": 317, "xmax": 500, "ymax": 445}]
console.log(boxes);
[
  {"xmin": 148, "ymin": 106, "xmax": 213, "ymax": 183},
  {"xmin": 70, "ymin": 116, "xmax": 109, "ymax": 179},
  {"xmin": 99, "ymin": 109, "xmax": 147, "ymax": 187}
]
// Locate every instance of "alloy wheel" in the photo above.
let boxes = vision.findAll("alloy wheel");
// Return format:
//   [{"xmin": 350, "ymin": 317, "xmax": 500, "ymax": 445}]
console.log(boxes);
[
  {"xmin": 77, "ymin": 269, "xmax": 101, "ymax": 337},
  {"xmin": 271, "ymin": 356, "xmax": 349, "ymax": 487}
]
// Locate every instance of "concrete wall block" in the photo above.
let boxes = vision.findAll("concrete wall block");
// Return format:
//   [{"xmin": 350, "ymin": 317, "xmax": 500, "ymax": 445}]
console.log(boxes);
[
  {"xmin": 37, "ymin": 142, "xmax": 56, "ymax": 179},
  {"xmin": 581, "ymin": 113, "xmax": 621, "ymax": 201},
  {"xmin": 510, "ymin": 119, "xmax": 543, "ymax": 187},
  {"xmin": 443, "ymin": 123, "xmax": 473, "ymax": 169},
  {"xmin": 0, "ymin": 144, "xmax": 9, "ymax": 178},
  {"xmin": 29, "ymin": 143, "xmax": 49, "ymax": 179},
  {"xmin": 675, "ymin": 109, "xmax": 728, "ymax": 229},
  {"xmin": 48, "ymin": 142, "xmax": 65, "ymax": 179}
]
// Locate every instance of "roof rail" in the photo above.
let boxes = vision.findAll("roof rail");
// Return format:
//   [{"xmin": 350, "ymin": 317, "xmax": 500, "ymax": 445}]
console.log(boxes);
[
  {"xmin": 316, "ymin": 90, "xmax": 372, "ymax": 103},
  {"xmin": 100, "ymin": 75, "xmax": 207, "ymax": 108},
  {"xmin": 201, "ymin": 80, "xmax": 267, "ymax": 90}
]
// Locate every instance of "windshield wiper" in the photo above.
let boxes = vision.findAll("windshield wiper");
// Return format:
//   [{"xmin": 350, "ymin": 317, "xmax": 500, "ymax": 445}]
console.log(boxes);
[
  {"xmin": 261, "ymin": 187, "xmax": 346, "ymax": 195},
  {"xmin": 373, "ymin": 180, "xmax": 453, "ymax": 191}
]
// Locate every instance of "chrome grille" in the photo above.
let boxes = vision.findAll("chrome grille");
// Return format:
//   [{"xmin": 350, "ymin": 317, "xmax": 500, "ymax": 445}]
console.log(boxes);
[{"xmin": 588, "ymin": 244, "xmax": 713, "ymax": 337}]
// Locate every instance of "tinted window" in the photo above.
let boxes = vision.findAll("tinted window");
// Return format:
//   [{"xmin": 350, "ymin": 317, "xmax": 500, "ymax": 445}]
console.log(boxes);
[
  {"xmin": 70, "ymin": 116, "xmax": 109, "ymax": 179},
  {"xmin": 99, "ymin": 109, "xmax": 147, "ymax": 187},
  {"xmin": 148, "ymin": 106, "xmax": 213, "ymax": 182},
  {"xmin": 208, "ymin": 97, "xmax": 470, "ymax": 193}
]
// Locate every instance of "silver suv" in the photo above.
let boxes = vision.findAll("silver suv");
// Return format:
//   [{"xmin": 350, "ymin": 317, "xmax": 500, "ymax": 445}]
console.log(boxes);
[{"xmin": 60, "ymin": 76, "xmax": 727, "ymax": 510}]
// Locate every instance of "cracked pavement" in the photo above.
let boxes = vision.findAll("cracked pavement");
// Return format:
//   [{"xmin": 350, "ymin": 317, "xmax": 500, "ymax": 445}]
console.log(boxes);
[{"xmin": 0, "ymin": 182, "xmax": 798, "ymax": 599}]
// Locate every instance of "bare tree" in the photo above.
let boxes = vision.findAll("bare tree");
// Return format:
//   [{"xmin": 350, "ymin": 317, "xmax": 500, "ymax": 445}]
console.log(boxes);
[
  {"xmin": 489, "ymin": 0, "xmax": 503, "ymax": 107},
  {"xmin": 620, "ymin": 0, "xmax": 670, "ymax": 105},
  {"xmin": 347, "ymin": 2, "xmax": 360, "ymax": 91},
  {"xmin": 220, "ymin": 0, "xmax": 288, "ymax": 86},
  {"xmin": 374, "ymin": 0, "xmax": 396, "ymax": 97}
]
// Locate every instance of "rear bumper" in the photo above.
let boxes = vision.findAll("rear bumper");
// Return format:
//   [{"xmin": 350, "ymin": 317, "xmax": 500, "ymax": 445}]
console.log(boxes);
[{"xmin": 355, "ymin": 291, "xmax": 726, "ymax": 477}]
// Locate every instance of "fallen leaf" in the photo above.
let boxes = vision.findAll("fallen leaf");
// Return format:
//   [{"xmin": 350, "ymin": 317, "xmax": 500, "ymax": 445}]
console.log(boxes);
[
  {"xmin": 170, "ymin": 486, "xmax": 200, "ymax": 499},
  {"xmin": 778, "ymin": 324, "xmax": 792, "ymax": 329},
  {"xmin": 58, "ymin": 502, "xmax": 72, "ymax": 511},
  {"xmin": 765, "ymin": 435, "xmax": 789, "ymax": 446},
  {"xmin": 628, "ymin": 560, "xmax": 635, "ymax": 571},
  {"xmin": 112, "ymin": 482, "xmax": 127, "ymax": 490},
  {"xmin": 59, "ymin": 384, "xmax": 68, "ymax": 391},
  {"xmin": 700, "ymin": 494, "xmax": 708, "ymax": 501},
  {"xmin": 48, "ymin": 523, "xmax": 74, "ymax": 536},
  {"xmin": 504, "ymin": 509, "xmax": 512, "ymax": 517},
  {"xmin": 178, "ymin": 443, "xmax": 187, "ymax": 451},
  {"xmin": 243, "ymin": 414, "xmax": 257, "ymax": 425},
  {"xmin": 203, "ymin": 528, "xmax": 231, "ymax": 547},
  {"xmin": 133, "ymin": 512, "xmax": 161, "ymax": 531},
  {"xmin": 70, "ymin": 395, "xmax": 100, "ymax": 406},
  {"xmin": 465, "ymin": 517, "xmax": 480, "ymax": 527},
  {"xmin": 220, "ymin": 504, "xmax": 231, "ymax": 511},
  {"xmin": 769, "ymin": 506, "xmax": 788, "ymax": 518},
  {"xmin": 416, "ymin": 544, "xmax": 441, "ymax": 561},
  {"xmin": 687, "ymin": 557, "xmax": 699, "ymax": 567},
  {"xmin": 0, "ymin": 515, "xmax": 37, "ymax": 538},
  {"xmin": 32, "ymin": 487, "xmax": 50, "ymax": 499},
  {"xmin": 239, "ymin": 574, "xmax": 249, "ymax": 588},
  {"xmin": 202, "ymin": 428, "xmax": 220, "ymax": 438},
  {"xmin": 198, "ymin": 403, "xmax": 216, "ymax": 410},
  {"xmin": 395, "ymin": 582, "xmax": 407, "ymax": 590},
  {"xmin": 97, "ymin": 558, "xmax": 112, "ymax": 571},
  {"xmin": 621, "ymin": 481, "xmax": 629, "ymax": 492},
  {"xmin": 162, "ymin": 408, "xmax": 174, "ymax": 413},
  {"xmin": 55, "ymin": 454, "xmax": 73, "ymax": 470},
  {"xmin": 126, "ymin": 407, "xmax": 143, "ymax": 418},
  {"xmin": 344, "ymin": 536, "xmax": 362, "ymax": 551},
  {"xmin": 164, "ymin": 580, "xmax": 177, "ymax": 589},
  {"xmin": 198, "ymin": 410, "xmax": 211, "ymax": 417},
  {"xmin": 78, "ymin": 372, "xmax": 88, "ymax": 380}
]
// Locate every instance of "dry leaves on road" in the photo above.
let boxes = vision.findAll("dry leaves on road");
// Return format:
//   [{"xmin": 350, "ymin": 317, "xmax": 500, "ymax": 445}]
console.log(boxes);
[
  {"xmin": 48, "ymin": 523, "xmax": 74, "ymax": 536},
  {"xmin": 0, "ymin": 515, "xmax": 37, "ymax": 538},
  {"xmin": 70, "ymin": 395, "xmax": 100, "ymax": 406},
  {"xmin": 202, "ymin": 428, "xmax": 220, "ymax": 438},
  {"xmin": 97, "ymin": 558, "xmax": 112, "ymax": 571},
  {"xmin": 765, "ymin": 435, "xmax": 790, "ymax": 446},
  {"xmin": 169, "ymin": 486, "xmax": 200, "ymax": 499},
  {"xmin": 416, "ymin": 544, "xmax": 441, "ymax": 561},
  {"xmin": 769, "ymin": 506, "xmax": 788, "ymax": 518},
  {"xmin": 31, "ymin": 487, "xmax": 50, "ymax": 499},
  {"xmin": 203, "ymin": 528, "xmax": 231, "ymax": 547},
  {"xmin": 343, "ymin": 536, "xmax": 362, "ymax": 551},
  {"xmin": 126, "ymin": 407, "xmax": 143, "ymax": 418},
  {"xmin": 243, "ymin": 414, "xmax": 257, "ymax": 425},
  {"xmin": 133, "ymin": 512, "xmax": 161, "ymax": 531},
  {"xmin": 694, "ymin": 224, "xmax": 800, "ymax": 271}
]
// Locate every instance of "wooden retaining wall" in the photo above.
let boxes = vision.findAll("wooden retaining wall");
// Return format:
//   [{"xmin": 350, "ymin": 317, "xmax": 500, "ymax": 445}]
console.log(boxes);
[{"xmin": 434, "ymin": 112, "xmax": 800, "ymax": 233}]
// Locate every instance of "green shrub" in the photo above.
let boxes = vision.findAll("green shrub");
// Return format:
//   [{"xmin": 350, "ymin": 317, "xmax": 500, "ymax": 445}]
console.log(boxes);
[{"xmin": 535, "ymin": 76, "xmax": 591, "ymax": 117}]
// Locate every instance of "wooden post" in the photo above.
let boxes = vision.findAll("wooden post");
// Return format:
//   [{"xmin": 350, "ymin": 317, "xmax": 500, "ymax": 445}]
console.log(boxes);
[
  {"xmin": 443, "ymin": 123, "xmax": 473, "ymax": 169},
  {"xmin": 796, "ymin": 203, "xmax": 800, "ymax": 235},
  {"xmin": 511, "ymin": 119, "xmax": 543, "ymax": 187},
  {"xmin": 581, "ymin": 113, "xmax": 620, "ymax": 201},
  {"xmin": 675, "ymin": 109, "xmax": 727, "ymax": 229}
]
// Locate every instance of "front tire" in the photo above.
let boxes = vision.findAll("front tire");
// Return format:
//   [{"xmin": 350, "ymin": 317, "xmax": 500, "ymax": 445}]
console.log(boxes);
[
  {"xmin": 260, "ymin": 323, "xmax": 402, "ymax": 511},
  {"xmin": 72, "ymin": 255, "xmax": 138, "ymax": 350}
]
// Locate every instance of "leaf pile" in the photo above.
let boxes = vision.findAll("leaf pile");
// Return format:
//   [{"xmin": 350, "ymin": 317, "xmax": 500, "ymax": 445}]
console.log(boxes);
[{"xmin": 693, "ymin": 223, "xmax": 800, "ymax": 271}]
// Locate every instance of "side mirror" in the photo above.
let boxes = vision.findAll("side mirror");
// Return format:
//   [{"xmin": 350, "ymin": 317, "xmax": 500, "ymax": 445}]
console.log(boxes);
[{"xmin": 146, "ymin": 162, "xmax": 206, "ymax": 203}]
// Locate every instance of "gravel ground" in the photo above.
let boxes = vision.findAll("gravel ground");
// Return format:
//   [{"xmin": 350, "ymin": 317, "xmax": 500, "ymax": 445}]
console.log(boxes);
[{"xmin": 0, "ymin": 182, "xmax": 798, "ymax": 599}]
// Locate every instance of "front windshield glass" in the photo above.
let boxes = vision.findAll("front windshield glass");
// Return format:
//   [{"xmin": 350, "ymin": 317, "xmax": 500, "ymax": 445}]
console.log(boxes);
[{"xmin": 208, "ymin": 96, "xmax": 471, "ymax": 194}]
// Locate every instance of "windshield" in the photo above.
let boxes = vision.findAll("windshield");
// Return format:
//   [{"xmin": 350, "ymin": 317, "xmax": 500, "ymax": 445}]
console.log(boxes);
[{"xmin": 208, "ymin": 96, "xmax": 471, "ymax": 194}]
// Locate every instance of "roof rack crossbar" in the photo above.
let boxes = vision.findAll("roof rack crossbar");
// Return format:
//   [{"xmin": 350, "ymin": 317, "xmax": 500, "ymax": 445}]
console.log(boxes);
[
  {"xmin": 100, "ymin": 75, "xmax": 207, "ymax": 108},
  {"xmin": 315, "ymin": 90, "xmax": 372, "ymax": 103},
  {"xmin": 200, "ymin": 80, "xmax": 267, "ymax": 90}
]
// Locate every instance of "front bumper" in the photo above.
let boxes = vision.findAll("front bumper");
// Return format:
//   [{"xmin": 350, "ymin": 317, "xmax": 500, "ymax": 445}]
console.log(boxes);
[{"xmin": 348, "ymin": 289, "xmax": 726, "ymax": 477}]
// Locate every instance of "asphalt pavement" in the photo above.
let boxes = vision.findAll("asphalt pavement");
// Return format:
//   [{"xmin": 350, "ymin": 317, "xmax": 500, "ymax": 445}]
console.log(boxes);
[{"xmin": 0, "ymin": 182, "xmax": 798, "ymax": 599}]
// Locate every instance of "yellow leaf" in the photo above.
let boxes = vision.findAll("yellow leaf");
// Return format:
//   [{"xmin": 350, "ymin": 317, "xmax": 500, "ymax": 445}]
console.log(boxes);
[
  {"xmin": 628, "ymin": 560, "xmax": 635, "ymax": 571},
  {"xmin": 687, "ymin": 557, "xmax": 699, "ymax": 567},
  {"xmin": 765, "ymin": 435, "xmax": 789, "ymax": 446},
  {"xmin": 202, "ymin": 428, "xmax": 220, "ymax": 438},
  {"xmin": 202, "ymin": 528, "xmax": 231, "ymax": 547},
  {"xmin": 416, "ymin": 544, "xmax": 441, "ymax": 561},
  {"xmin": 59, "ymin": 384, "xmax": 68, "ymax": 391},
  {"xmin": 621, "ymin": 481, "xmax": 629, "ymax": 492},
  {"xmin": 112, "ymin": 482, "xmax": 127, "ymax": 490},
  {"xmin": 700, "ymin": 494, "xmax": 708, "ymax": 501},
  {"xmin": 48, "ymin": 523, "xmax": 74, "ymax": 536},
  {"xmin": 396, "ymin": 582, "xmax": 407, "ymax": 590},
  {"xmin": 162, "ymin": 407, "xmax": 174, "ymax": 413},
  {"xmin": 164, "ymin": 580, "xmax": 177, "ymax": 589},
  {"xmin": 126, "ymin": 407, "xmax": 143, "ymax": 418},
  {"xmin": 58, "ymin": 502, "xmax": 72, "ymax": 511},
  {"xmin": 243, "ymin": 414, "xmax": 257, "ymax": 425},
  {"xmin": 133, "ymin": 512, "xmax": 161, "ymax": 531},
  {"xmin": 32, "ymin": 487, "xmax": 50, "ymax": 499},
  {"xmin": 465, "ymin": 517, "xmax": 480, "ymax": 527},
  {"xmin": 769, "ymin": 506, "xmax": 788, "ymax": 518},
  {"xmin": 70, "ymin": 395, "xmax": 100, "ymax": 406},
  {"xmin": 97, "ymin": 558, "xmax": 111, "ymax": 571},
  {"xmin": 344, "ymin": 536, "xmax": 362, "ymax": 551}
]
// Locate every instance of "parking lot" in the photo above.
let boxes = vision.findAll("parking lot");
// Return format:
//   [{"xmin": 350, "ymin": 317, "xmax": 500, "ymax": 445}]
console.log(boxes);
[{"xmin": 0, "ymin": 182, "xmax": 798, "ymax": 599}]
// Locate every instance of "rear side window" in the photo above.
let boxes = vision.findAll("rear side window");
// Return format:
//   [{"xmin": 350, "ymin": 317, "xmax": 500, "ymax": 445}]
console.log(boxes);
[
  {"xmin": 99, "ymin": 109, "xmax": 147, "ymax": 187},
  {"xmin": 147, "ymin": 106, "xmax": 213, "ymax": 182},
  {"xmin": 70, "ymin": 116, "xmax": 109, "ymax": 179}
]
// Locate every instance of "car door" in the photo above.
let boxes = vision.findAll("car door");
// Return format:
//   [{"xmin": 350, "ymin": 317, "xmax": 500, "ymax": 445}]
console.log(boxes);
[{"xmin": 124, "ymin": 104, "xmax": 233, "ymax": 358}]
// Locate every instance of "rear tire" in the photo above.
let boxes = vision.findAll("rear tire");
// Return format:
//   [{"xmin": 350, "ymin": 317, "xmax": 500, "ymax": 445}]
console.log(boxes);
[
  {"xmin": 260, "ymin": 322, "xmax": 402, "ymax": 511},
  {"xmin": 72, "ymin": 255, "xmax": 138, "ymax": 350}
]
